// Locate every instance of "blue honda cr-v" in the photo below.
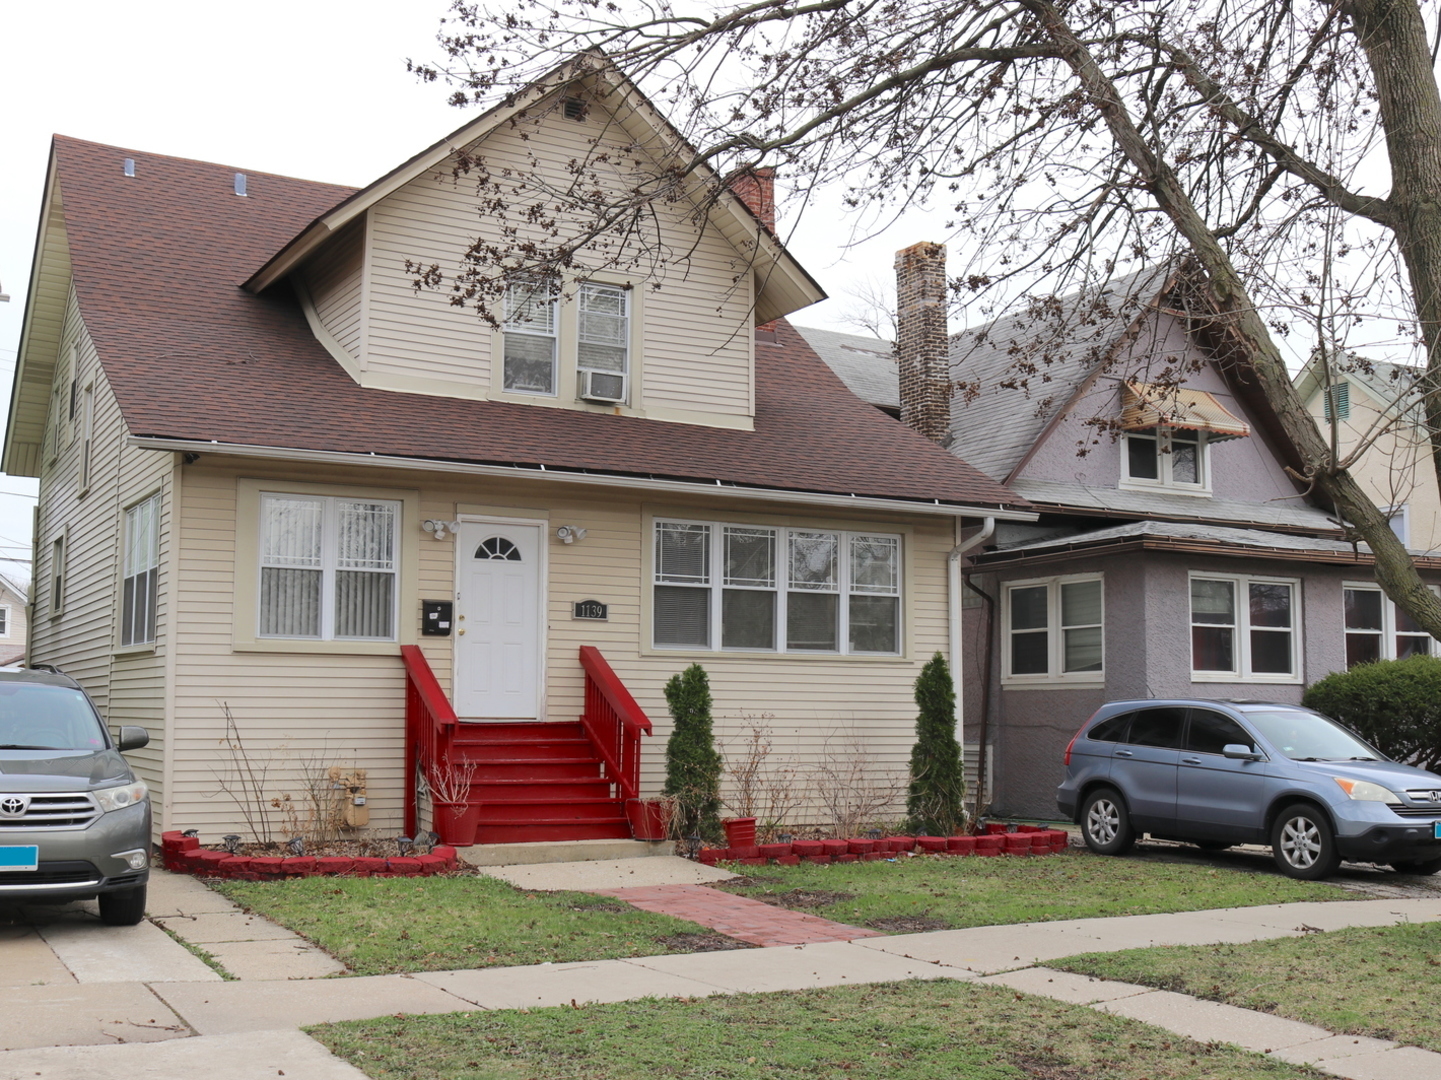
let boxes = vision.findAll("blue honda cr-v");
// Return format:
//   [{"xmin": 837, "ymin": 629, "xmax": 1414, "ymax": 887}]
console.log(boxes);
[{"xmin": 1056, "ymin": 699, "xmax": 1441, "ymax": 880}]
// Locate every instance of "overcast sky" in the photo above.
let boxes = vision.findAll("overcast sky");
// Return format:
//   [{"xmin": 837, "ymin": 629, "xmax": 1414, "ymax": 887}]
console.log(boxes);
[{"xmin": 0, "ymin": 1, "xmax": 957, "ymax": 584}]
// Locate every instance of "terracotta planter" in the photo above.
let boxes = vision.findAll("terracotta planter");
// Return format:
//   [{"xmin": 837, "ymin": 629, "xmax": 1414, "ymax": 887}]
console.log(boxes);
[
  {"xmin": 723, "ymin": 817, "xmax": 758, "ymax": 848},
  {"xmin": 434, "ymin": 801, "xmax": 481, "ymax": 846},
  {"xmin": 625, "ymin": 799, "xmax": 672, "ymax": 841}
]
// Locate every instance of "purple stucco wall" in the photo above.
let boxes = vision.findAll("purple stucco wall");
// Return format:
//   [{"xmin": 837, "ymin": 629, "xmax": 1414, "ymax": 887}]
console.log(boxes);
[
  {"xmin": 1016, "ymin": 313, "xmax": 1301, "ymax": 507},
  {"xmin": 968, "ymin": 550, "xmax": 1426, "ymax": 820}
]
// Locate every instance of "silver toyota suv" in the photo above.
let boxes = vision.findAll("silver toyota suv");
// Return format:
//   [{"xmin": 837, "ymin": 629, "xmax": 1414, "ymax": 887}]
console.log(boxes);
[
  {"xmin": 0, "ymin": 667, "xmax": 151, "ymax": 924},
  {"xmin": 1057, "ymin": 699, "xmax": 1441, "ymax": 880}
]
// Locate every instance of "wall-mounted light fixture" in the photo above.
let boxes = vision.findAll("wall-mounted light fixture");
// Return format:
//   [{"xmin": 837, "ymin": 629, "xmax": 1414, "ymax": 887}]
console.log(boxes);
[
  {"xmin": 422, "ymin": 519, "xmax": 461, "ymax": 540},
  {"xmin": 556, "ymin": 525, "xmax": 588, "ymax": 544}
]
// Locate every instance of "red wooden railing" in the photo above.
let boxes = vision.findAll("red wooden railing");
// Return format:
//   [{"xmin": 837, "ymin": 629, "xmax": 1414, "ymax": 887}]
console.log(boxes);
[
  {"xmin": 578, "ymin": 645, "xmax": 653, "ymax": 802},
  {"xmin": 401, "ymin": 645, "xmax": 458, "ymax": 837}
]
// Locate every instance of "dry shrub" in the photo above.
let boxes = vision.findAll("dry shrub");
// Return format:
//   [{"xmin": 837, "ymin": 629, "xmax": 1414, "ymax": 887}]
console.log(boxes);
[{"xmin": 722, "ymin": 720, "xmax": 808, "ymax": 841}]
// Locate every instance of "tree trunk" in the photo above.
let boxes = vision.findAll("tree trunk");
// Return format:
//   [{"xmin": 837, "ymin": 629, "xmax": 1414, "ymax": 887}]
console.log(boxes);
[
  {"xmin": 1032, "ymin": 0, "xmax": 1441, "ymax": 641},
  {"xmin": 1345, "ymin": 0, "xmax": 1441, "ymax": 484}
]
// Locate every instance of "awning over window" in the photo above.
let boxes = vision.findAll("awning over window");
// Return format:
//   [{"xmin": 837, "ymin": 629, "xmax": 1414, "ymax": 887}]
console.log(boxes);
[{"xmin": 1120, "ymin": 381, "xmax": 1250, "ymax": 441}]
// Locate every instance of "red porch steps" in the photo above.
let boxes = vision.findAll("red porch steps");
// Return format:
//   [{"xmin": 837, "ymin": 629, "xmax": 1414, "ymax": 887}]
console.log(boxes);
[{"xmin": 450, "ymin": 721, "xmax": 632, "ymax": 844}]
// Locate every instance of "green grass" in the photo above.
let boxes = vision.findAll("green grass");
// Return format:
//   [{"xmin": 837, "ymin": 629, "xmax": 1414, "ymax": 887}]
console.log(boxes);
[
  {"xmin": 718, "ymin": 850, "xmax": 1343, "ymax": 930},
  {"xmin": 310, "ymin": 979, "xmax": 1326, "ymax": 1080},
  {"xmin": 210, "ymin": 874, "xmax": 733, "ymax": 976},
  {"xmin": 1052, "ymin": 921, "xmax": 1441, "ymax": 1053}
]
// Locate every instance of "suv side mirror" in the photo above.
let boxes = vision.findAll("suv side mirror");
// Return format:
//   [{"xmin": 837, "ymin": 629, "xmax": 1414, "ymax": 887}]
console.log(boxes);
[
  {"xmin": 116, "ymin": 726, "xmax": 149, "ymax": 752},
  {"xmin": 1222, "ymin": 743, "xmax": 1261, "ymax": 761}
]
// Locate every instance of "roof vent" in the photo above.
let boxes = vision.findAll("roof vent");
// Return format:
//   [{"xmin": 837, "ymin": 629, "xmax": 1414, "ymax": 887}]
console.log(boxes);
[
  {"xmin": 233, "ymin": 173, "xmax": 247, "ymax": 197},
  {"xmin": 563, "ymin": 97, "xmax": 587, "ymax": 121},
  {"xmin": 123, "ymin": 158, "xmax": 135, "ymax": 178}
]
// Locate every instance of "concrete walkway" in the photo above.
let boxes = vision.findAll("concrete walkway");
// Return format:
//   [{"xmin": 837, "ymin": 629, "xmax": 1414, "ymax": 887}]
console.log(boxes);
[{"xmin": 3, "ymin": 865, "xmax": 1441, "ymax": 1079}]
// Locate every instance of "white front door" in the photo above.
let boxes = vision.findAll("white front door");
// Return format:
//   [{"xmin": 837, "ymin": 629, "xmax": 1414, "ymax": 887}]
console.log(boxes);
[{"xmin": 454, "ymin": 521, "xmax": 543, "ymax": 719}]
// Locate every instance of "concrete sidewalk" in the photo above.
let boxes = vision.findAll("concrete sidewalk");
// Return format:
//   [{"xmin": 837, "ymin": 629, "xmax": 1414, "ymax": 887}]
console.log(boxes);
[{"xmin": 4, "ymin": 866, "xmax": 1441, "ymax": 1079}]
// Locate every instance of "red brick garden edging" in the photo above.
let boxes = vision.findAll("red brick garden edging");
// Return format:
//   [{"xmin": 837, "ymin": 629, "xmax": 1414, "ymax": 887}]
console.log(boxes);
[
  {"xmin": 160, "ymin": 831, "xmax": 460, "ymax": 880},
  {"xmin": 698, "ymin": 827, "xmax": 1070, "ymax": 866}
]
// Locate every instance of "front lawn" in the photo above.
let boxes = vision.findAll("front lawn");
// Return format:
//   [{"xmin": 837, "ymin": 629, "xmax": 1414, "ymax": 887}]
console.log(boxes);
[
  {"xmin": 1052, "ymin": 921, "xmax": 1441, "ymax": 1053},
  {"xmin": 311, "ymin": 979, "xmax": 1325, "ymax": 1080},
  {"xmin": 719, "ymin": 850, "xmax": 1343, "ymax": 931},
  {"xmin": 211, "ymin": 874, "xmax": 742, "ymax": 975}
]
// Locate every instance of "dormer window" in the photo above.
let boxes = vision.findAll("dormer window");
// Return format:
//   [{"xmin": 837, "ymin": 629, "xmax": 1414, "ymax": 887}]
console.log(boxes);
[
  {"xmin": 1118, "ymin": 380, "xmax": 1249, "ymax": 494},
  {"xmin": 1125, "ymin": 428, "xmax": 1206, "ymax": 488},
  {"xmin": 502, "ymin": 279, "xmax": 559, "ymax": 395}
]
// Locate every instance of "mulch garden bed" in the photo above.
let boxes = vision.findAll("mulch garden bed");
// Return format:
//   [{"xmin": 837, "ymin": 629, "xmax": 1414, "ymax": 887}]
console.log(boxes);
[{"xmin": 160, "ymin": 830, "xmax": 460, "ymax": 880}]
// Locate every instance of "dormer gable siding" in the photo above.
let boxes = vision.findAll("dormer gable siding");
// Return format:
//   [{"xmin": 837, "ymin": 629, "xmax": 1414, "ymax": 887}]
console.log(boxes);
[
  {"xmin": 297, "ymin": 93, "xmax": 758, "ymax": 430},
  {"xmin": 1013, "ymin": 310, "xmax": 1299, "ymax": 506}
]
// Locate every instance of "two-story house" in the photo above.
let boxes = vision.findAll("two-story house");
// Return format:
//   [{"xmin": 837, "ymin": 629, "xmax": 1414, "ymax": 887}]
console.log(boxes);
[
  {"xmin": 4, "ymin": 63, "xmax": 1029, "ymax": 844},
  {"xmin": 803, "ymin": 245, "xmax": 1441, "ymax": 819}
]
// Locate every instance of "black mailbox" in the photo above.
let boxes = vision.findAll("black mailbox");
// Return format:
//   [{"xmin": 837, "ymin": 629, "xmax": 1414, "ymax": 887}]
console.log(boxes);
[{"xmin": 421, "ymin": 599, "xmax": 453, "ymax": 636}]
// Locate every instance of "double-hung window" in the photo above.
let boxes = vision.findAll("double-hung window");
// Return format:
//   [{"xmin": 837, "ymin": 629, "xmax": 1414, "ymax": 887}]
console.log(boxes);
[
  {"xmin": 121, "ymin": 494, "xmax": 160, "ymax": 646},
  {"xmin": 653, "ymin": 520, "xmax": 901, "ymax": 654},
  {"xmin": 1124, "ymin": 428, "xmax": 1207, "ymax": 489},
  {"xmin": 577, "ymin": 282, "xmax": 629, "ymax": 402},
  {"xmin": 259, "ymin": 495, "xmax": 398, "ymax": 640},
  {"xmin": 1003, "ymin": 575, "xmax": 1104, "ymax": 682},
  {"xmin": 501, "ymin": 279, "xmax": 558, "ymax": 395},
  {"xmin": 1190, "ymin": 574, "xmax": 1299, "ymax": 680},
  {"xmin": 1343, "ymin": 584, "xmax": 1434, "ymax": 666}
]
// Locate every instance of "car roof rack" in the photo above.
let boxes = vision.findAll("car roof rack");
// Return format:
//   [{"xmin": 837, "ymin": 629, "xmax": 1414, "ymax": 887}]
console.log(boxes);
[{"xmin": 27, "ymin": 663, "xmax": 65, "ymax": 676}]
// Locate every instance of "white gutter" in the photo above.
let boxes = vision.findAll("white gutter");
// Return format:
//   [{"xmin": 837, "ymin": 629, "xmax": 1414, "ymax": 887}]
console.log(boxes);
[
  {"xmin": 126, "ymin": 437, "xmax": 1037, "ymax": 522},
  {"xmin": 949, "ymin": 516, "xmax": 996, "ymax": 736}
]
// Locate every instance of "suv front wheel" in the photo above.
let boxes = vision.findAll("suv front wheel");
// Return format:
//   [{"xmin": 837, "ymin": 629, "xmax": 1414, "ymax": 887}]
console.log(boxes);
[
  {"xmin": 1271, "ymin": 804, "xmax": 1340, "ymax": 880},
  {"xmin": 98, "ymin": 885, "xmax": 147, "ymax": 926},
  {"xmin": 1081, "ymin": 786, "xmax": 1135, "ymax": 856}
]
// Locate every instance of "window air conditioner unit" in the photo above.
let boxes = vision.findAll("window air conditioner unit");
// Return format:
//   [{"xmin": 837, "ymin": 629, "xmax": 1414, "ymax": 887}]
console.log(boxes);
[{"xmin": 579, "ymin": 369, "xmax": 627, "ymax": 404}]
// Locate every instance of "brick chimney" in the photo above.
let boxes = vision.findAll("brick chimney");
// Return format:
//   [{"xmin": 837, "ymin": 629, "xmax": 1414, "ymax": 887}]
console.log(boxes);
[
  {"xmin": 727, "ymin": 166, "xmax": 779, "ymax": 333},
  {"xmin": 726, "ymin": 166, "xmax": 776, "ymax": 233},
  {"xmin": 894, "ymin": 242, "xmax": 952, "ymax": 444}
]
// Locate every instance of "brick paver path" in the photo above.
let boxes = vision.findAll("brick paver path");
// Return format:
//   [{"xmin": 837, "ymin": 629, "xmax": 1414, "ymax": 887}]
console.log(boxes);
[{"xmin": 590, "ymin": 884, "xmax": 883, "ymax": 947}]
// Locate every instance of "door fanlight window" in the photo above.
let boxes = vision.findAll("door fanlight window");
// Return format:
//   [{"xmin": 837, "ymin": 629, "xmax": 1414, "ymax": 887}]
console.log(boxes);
[{"xmin": 476, "ymin": 537, "xmax": 522, "ymax": 561}]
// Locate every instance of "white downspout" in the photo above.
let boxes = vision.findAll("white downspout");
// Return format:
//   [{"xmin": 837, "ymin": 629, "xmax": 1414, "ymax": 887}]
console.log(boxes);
[{"xmin": 948, "ymin": 516, "xmax": 996, "ymax": 734}]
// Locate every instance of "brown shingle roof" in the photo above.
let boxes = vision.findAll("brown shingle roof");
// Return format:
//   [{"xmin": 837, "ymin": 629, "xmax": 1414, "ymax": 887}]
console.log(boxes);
[{"xmin": 53, "ymin": 135, "xmax": 1025, "ymax": 511}]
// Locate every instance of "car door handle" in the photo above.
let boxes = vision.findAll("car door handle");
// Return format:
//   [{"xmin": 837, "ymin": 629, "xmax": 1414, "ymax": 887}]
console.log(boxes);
[
  {"xmin": 1115, "ymin": 749, "xmax": 1134, "ymax": 757},
  {"xmin": 1182, "ymin": 757, "xmax": 1202, "ymax": 765}
]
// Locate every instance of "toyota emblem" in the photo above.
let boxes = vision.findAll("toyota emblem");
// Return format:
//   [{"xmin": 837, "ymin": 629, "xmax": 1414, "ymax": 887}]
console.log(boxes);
[{"xmin": 0, "ymin": 796, "xmax": 27, "ymax": 818}]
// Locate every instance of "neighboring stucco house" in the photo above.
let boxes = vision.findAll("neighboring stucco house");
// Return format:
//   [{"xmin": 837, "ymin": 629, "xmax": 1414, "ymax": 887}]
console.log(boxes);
[
  {"xmin": 802, "ymin": 247, "xmax": 1441, "ymax": 819},
  {"xmin": 0, "ymin": 572, "xmax": 29, "ymax": 666},
  {"xmin": 4, "ymin": 64, "xmax": 1030, "ymax": 843}
]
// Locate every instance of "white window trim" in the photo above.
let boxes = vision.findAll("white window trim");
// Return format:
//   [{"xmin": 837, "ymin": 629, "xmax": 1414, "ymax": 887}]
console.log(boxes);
[
  {"xmin": 490, "ymin": 274, "xmax": 645, "ymax": 413},
  {"xmin": 1119, "ymin": 428, "xmax": 1213, "ymax": 496},
  {"xmin": 1342, "ymin": 581, "xmax": 1437, "ymax": 665},
  {"xmin": 1189, "ymin": 571, "xmax": 1303, "ymax": 684},
  {"xmin": 257, "ymin": 493, "xmax": 401, "ymax": 642},
  {"xmin": 48, "ymin": 528, "xmax": 67, "ymax": 620},
  {"xmin": 1383, "ymin": 504, "xmax": 1410, "ymax": 547},
  {"xmin": 233, "ymin": 478, "xmax": 421, "ymax": 656},
  {"xmin": 0, "ymin": 604, "xmax": 10, "ymax": 639},
  {"xmin": 651, "ymin": 517, "xmax": 903, "ymax": 656},
  {"xmin": 1000, "ymin": 573, "xmax": 1105, "ymax": 687},
  {"xmin": 119, "ymin": 493, "xmax": 161, "ymax": 649}
]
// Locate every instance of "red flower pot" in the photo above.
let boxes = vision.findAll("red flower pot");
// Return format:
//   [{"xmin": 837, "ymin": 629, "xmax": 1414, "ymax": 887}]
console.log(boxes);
[
  {"xmin": 434, "ymin": 801, "xmax": 481, "ymax": 846},
  {"xmin": 625, "ymin": 799, "xmax": 671, "ymax": 841},
  {"xmin": 723, "ymin": 817, "xmax": 758, "ymax": 848}
]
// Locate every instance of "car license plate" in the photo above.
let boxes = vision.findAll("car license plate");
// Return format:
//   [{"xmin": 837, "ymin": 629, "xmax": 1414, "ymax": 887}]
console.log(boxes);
[
  {"xmin": 0, "ymin": 846, "xmax": 39, "ymax": 871},
  {"xmin": 1435, "ymin": 822, "xmax": 1441, "ymax": 840}
]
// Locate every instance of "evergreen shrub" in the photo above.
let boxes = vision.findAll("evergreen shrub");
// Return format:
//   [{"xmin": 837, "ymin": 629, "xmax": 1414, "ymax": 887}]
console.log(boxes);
[
  {"xmin": 1302, "ymin": 655, "xmax": 1441, "ymax": 772},
  {"xmin": 661, "ymin": 663, "xmax": 724, "ymax": 841},
  {"xmin": 907, "ymin": 652, "xmax": 967, "ymax": 836}
]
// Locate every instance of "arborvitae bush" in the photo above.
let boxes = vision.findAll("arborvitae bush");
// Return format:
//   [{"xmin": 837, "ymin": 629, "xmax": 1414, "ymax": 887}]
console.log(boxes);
[
  {"xmin": 1303, "ymin": 655, "xmax": 1441, "ymax": 772},
  {"xmin": 661, "ymin": 663, "xmax": 724, "ymax": 841},
  {"xmin": 907, "ymin": 652, "xmax": 967, "ymax": 836}
]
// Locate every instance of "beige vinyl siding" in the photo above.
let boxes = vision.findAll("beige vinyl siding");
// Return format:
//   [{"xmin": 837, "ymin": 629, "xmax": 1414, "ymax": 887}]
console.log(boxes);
[
  {"xmin": 300, "ymin": 217, "xmax": 366, "ymax": 365},
  {"xmin": 361, "ymin": 101, "xmax": 755, "ymax": 424},
  {"xmin": 165, "ymin": 455, "xmax": 955, "ymax": 835},
  {"xmin": 6, "ymin": 186, "xmax": 73, "ymax": 477},
  {"xmin": 29, "ymin": 286, "xmax": 174, "ymax": 819},
  {"xmin": 0, "ymin": 581, "xmax": 30, "ymax": 655}
]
